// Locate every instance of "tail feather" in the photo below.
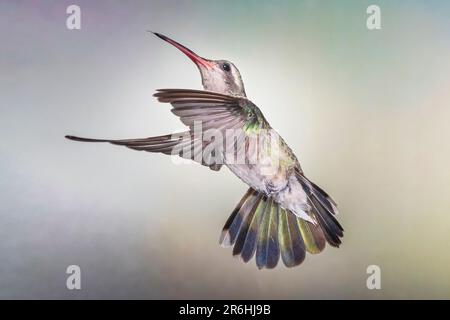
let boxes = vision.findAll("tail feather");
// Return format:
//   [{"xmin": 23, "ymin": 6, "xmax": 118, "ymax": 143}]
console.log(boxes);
[
  {"xmin": 256, "ymin": 198, "xmax": 280, "ymax": 269},
  {"xmin": 297, "ymin": 218, "xmax": 326, "ymax": 254},
  {"xmin": 231, "ymin": 194, "xmax": 264, "ymax": 258},
  {"xmin": 310, "ymin": 196, "xmax": 343, "ymax": 247},
  {"xmin": 296, "ymin": 171, "xmax": 338, "ymax": 216},
  {"xmin": 278, "ymin": 207, "xmax": 306, "ymax": 268},
  {"xmin": 219, "ymin": 189, "xmax": 260, "ymax": 247},
  {"xmin": 221, "ymin": 183, "xmax": 343, "ymax": 269},
  {"xmin": 296, "ymin": 171, "xmax": 343, "ymax": 247},
  {"xmin": 240, "ymin": 198, "xmax": 269, "ymax": 262}
]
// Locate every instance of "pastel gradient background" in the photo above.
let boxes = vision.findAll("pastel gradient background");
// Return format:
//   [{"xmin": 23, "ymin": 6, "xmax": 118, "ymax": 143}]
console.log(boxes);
[{"xmin": 1, "ymin": 0, "xmax": 450, "ymax": 299}]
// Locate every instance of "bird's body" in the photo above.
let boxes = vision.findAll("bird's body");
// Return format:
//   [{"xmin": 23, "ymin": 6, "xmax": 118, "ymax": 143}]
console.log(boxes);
[
  {"xmin": 225, "ymin": 122, "xmax": 311, "ymax": 222},
  {"xmin": 66, "ymin": 33, "xmax": 343, "ymax": 269}
]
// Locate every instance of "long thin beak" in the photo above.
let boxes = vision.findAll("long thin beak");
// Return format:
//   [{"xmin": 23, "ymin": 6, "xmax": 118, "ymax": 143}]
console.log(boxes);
[{"xmin": 151, "ymin": 32, "xmax": 213, "ymax": 69}]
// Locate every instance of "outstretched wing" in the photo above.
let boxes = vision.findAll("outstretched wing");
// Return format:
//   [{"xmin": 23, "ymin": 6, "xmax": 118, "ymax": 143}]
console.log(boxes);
[
  {"xmin": 154, "ymin": 89, "xmax": 266, "ymax": 132},
  {"xmin": 66, "ymin": 89, "xmax": 268, "ymax": 171},
  {"xmin": 153, "ymin": 89, "xmax": 269, "ymax": 168}
]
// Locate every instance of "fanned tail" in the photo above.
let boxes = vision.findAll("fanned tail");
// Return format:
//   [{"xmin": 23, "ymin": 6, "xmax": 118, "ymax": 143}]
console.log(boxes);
[{"xmin": 220, "ymin": 184, "xmax": 343, "ymax": 269}]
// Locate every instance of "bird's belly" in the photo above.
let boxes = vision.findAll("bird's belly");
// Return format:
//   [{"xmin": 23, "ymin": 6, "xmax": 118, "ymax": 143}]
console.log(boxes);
[
  {"xmin": 226, "ymin": 163, "xmax": 288, "ymax": 195},
  {"xmin": 226, "ymin": 164, "xmax": 312, "ymax": 222},
  {"xmin": 224, "ymin": 131, "xmax": 294, "ymax": 194}
]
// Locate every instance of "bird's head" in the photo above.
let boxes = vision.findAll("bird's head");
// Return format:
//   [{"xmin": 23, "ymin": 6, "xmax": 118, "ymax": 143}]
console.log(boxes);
[{"xmin": 153, "ymin": 32, "xmax": 246, "ymax": 97}]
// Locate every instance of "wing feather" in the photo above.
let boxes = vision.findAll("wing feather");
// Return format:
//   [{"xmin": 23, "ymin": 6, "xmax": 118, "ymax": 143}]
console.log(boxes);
[{"xmin": 67, "ymin": 89, "xmax": 265, "ymax": 173}]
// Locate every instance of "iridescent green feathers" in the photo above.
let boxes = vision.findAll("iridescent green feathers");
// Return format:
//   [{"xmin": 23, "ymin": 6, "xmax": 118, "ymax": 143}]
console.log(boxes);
[
  {"xmin": 220, "ymin": 179, "xmax": 343, "ymax": 269},
  {"xmin": 154, "ymin": 89, "xmax": 267, "ymax": 135}
]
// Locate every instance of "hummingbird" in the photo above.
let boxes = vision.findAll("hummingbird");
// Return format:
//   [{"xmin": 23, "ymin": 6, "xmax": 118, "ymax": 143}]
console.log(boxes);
[{"xmin": 66, "ymin": 32, "xmax": 343, "ymax": 269}]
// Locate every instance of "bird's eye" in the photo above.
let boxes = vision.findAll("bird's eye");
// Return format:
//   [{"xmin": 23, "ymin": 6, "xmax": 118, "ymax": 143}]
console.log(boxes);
[{"xmin": 222, "ymin": 63, "xmax": 231, "ymax": 72}]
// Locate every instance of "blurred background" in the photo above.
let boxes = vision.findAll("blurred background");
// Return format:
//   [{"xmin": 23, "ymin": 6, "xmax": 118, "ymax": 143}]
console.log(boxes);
[{"xmin": 1, "ymin": 0, "xmax": 450, "ymax": 299}]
